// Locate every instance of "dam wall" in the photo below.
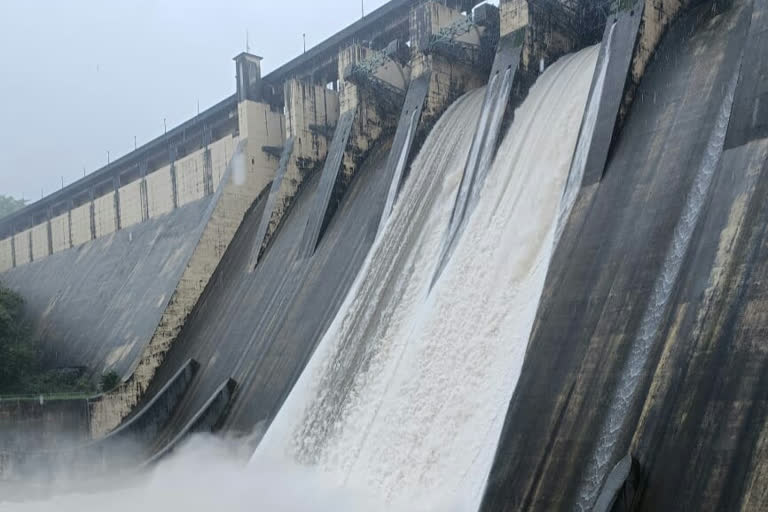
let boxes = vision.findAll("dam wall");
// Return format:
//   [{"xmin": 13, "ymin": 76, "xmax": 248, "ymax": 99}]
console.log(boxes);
[
  {"xmin": 0, "ymin": 399, "xmax": 90, "ymax": 453},
  {"xmin": 0, "ymin": 0, "xmax": 635, "ymax": 455},
  {"xmin": 481, "ymin": 1, "xmax": 759, "ymax": 510},
  {"xmin": 89, "ymin": 98, "xmax": 284, "ymax": 437},
  {"xmin": 0, "ymin": 133, "xmax": 238, "ymax": 274}
]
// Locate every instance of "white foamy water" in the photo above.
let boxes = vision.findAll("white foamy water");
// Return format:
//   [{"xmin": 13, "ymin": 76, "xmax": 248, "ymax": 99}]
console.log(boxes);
[
  {"xmin": 4, "ymin": 46, "xmax": 599, "ymax": 512},
  {"xmin": 256, "ymin": 46, "xmax": 598, "ymax": 511}
]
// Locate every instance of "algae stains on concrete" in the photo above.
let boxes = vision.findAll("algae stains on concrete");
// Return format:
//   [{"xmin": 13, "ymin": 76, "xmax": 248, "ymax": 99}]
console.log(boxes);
[
  {"xmin": 410, "ymin": 3, "xmax": 487, "ymax": 125},
  {"xmin": 255, "ymin": 81, "xmax": 337, "ymax": 262},
  {"xmin": 480, "ymin": 3, "xmax": 754, "ymax": 510}
]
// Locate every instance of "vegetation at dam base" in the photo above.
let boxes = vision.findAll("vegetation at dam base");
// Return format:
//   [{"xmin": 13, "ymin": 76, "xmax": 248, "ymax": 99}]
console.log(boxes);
[{"xmin": 0, "ymin": 284, "xmax": 96, "ymax": 397}]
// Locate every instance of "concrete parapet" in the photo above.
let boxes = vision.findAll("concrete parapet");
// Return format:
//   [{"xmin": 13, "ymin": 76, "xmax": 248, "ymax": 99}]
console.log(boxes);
[
  {"xmin": 13, "ymin": 230, "xmax": 31, "ymax": 266},
  {"xmin": 118, "ymin": 180, "xmax": 143, "ymax": 229},
  {"xmin": 0, "ymin": 239, "xmax": 12, "ymax": 272},
  {"xmin": 93, "ymin": 193, "xmax": 117, "ymax": 238},
  {"xmin": 146, "ymin": 167, "xmax": 174, "ymax": 219},
  {"xmin": 30, "ymin": 224, "xmax": 48, "ymax": 262},
  {"xmin": 0, "ymin": 134, "xmax": 239, "ymax": 272}
]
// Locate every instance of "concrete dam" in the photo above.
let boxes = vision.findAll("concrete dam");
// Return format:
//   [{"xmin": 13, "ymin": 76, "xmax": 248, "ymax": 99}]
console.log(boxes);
[{"xmin": 0, "ymin": 0, "xmax": 766, "ymax": 510}]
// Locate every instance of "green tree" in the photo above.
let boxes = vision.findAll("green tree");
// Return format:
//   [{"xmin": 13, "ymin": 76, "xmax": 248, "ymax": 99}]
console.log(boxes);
[
  {"xmin": 0, "ymin": 284, "xmax": 96, "ymax": 396},
  {"xmin": 0, "ymin": 195, "xmax": 26, "ymax": 220},
  {"xmin": 0, "ymin": 286, "xmax": 37, "ymax": 393}
]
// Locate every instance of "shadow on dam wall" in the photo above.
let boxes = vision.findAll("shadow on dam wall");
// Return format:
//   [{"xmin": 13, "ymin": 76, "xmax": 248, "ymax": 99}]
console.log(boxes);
[
  {"xmin": 138, "ymin": 138, "xmax": 394, "ymax": 456},
  {"xmin": 480, "ymin": 0, "xmax": 768, "ymax": 511}
]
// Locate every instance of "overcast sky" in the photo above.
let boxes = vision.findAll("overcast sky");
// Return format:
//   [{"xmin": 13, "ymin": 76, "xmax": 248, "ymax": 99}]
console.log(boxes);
[{"xmin": 0, "ymin": 0, "xmax": 396, "ymax": 201}]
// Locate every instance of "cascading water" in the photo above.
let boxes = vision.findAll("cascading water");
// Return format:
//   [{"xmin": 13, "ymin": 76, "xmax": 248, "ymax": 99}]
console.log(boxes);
[
  {"xmin": 574, "ymin": 63, "xmax": 741, "ymax": 512},
  {"xmin": 3, "ymin": 44, "xmax": 602, "ymax": 512},
  {"xmin": 255, "ymin": 46, "xmax": 599, "ymax": 511}
]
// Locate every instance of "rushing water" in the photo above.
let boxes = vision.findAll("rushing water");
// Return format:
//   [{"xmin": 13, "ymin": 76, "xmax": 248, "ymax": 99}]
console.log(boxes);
[
  {"xmin": 256, "ymin": 46, "xmax": 598, "ymax": 511},
  {"xmin": 3, "ymin": 45, "xmax": 601, "ymax": 512}
]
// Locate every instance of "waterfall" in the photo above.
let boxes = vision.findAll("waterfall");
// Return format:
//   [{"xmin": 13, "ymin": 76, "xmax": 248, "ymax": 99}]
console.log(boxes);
[{"xmin": 256, "ymin": 46, "xmax": 599, "ymax": 511}]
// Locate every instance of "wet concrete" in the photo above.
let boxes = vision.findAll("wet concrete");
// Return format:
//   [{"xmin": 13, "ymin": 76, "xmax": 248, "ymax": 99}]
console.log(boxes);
[
  {"xmin": 0, "ymin": 199, "xmax": 214, "ymax": 380},
  {"xmin": 481, "ymin": 2, "xmax": 760, "ymax": 510},
  {"xmin": 141, "ymin": 139, "xmax": 393, "ymax": 456}
]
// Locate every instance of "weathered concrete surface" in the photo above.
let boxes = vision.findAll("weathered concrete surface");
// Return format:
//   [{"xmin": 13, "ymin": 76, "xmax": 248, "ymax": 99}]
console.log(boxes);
[
  {"xmin": 0, "ymin": 197, "xmax": 214, "ymax": 381},
  {"xmin": 0, "ymin": 399, "xmax": 90, "ymax": 453},
  {"xmin": 0, "ymin": 360, "xmax": 197, "ymax": 481},
  {"xmin": 253, "ymin": 81, "xmax": 338, "ymax": 266},
  {"xmin": 142, "ymin": 139, "xmax": 394, "ymax": 455},
  {"xmin": 726, "ymin": 0, "xmax": 768, "ymax": 148},
  {"xmin": 480, "ymin": 2, "xmax": 755, "ymax": 511},
  {"xmin": 90, "ymin": 137, "xmax": 279, "ymax": 437}
]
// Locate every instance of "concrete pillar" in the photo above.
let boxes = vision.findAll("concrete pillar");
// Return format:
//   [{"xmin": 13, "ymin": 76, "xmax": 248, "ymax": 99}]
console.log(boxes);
[
  {"xmin": 337, "ymin": 44, "xmax": 388, "ymax": 181},
  {"xmin": 139, "ymin": 162, "xmax": 149, "ymax": 222},
  {"xmin": 67, "ymin": 200, "xmax": 74, "ymax": 249},
  {"xmin": 409, "ymin": 3, "xmax": 487, "ymax": 124},
  {"xmin": 248, "ymin": 78, "xmax": 334, "ymax": 264},
  {"xmin": 27, "ymin": 229, "xmax": 33, "ymax": 263},
  {"xmin": 203, "ymin": 126, "xmax": 214, "ymax": 196},
  {"xmin": 88, "ymin": 189, "xmax": 96, "ymax": 241},
  {"xmin": 46, "ymin": 208, "xmax": 53, "ymax": 256},
  {"xmin": 113, "ymin": 176, "xmax": 122, "ymax": 231},
  {"xmin": 500, "ymin": 0, "xmax": 529, "ymax": 38},
  {"xmin": 10, "ymin": 228, "xmax": 16, "ymax": 268},
  {"xmin": 169, "ymin": 146, "xmax": 179, "ymax": 210}
]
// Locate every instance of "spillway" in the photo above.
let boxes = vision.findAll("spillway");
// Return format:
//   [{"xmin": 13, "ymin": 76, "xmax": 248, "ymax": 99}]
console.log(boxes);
[{"xmin": 255, "ymin": 46, "xmax": 598, "ymax": 510}]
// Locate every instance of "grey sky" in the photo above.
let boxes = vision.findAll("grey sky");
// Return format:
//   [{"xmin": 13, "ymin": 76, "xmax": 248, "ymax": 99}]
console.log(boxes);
[{"xmin": 0, "ymin": 0, "xmax": 391, "ymax": 201}]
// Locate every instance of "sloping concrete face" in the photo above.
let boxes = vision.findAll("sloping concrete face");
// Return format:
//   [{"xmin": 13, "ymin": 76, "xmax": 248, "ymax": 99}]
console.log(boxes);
[
  {"xmin": 140, "ymin": 139, "xmax": 393, "ymax": 456},
  {"xmin": 481, "ymin": 2, "xmax": 755, "ymax": 511},
  {"xmin": 0, "ymin": 198, "xmax": 213, "ymax": 381},
  {"xmin": 726, "ymin": 0, "xmax": 768, "ymax": 148},
  {"xmin": 90, "ymin": 139, "xmax": 281, "ymax": 437}
]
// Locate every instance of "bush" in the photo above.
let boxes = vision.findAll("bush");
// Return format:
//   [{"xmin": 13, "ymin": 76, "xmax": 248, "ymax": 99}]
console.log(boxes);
[
  {"xmin": 0, "ymin": 284, "xmax": 96, "ymax": 396},
  {"xmin": 100, "ymin": 371, "xmax": 121, "ymax": 392}
]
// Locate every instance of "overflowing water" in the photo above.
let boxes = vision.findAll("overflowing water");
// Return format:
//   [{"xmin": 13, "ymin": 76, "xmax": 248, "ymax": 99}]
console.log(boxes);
[
  {"xmin": 3, "ymin": 45, "xmax": 601, "ymax": 512},
  {"xmin": 574, "ymin": 63, "xmax": 740, "ymax": 511},
  {"xmin": 256, "ymin": 46, "xmax": 598, "ymax": 511}
]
